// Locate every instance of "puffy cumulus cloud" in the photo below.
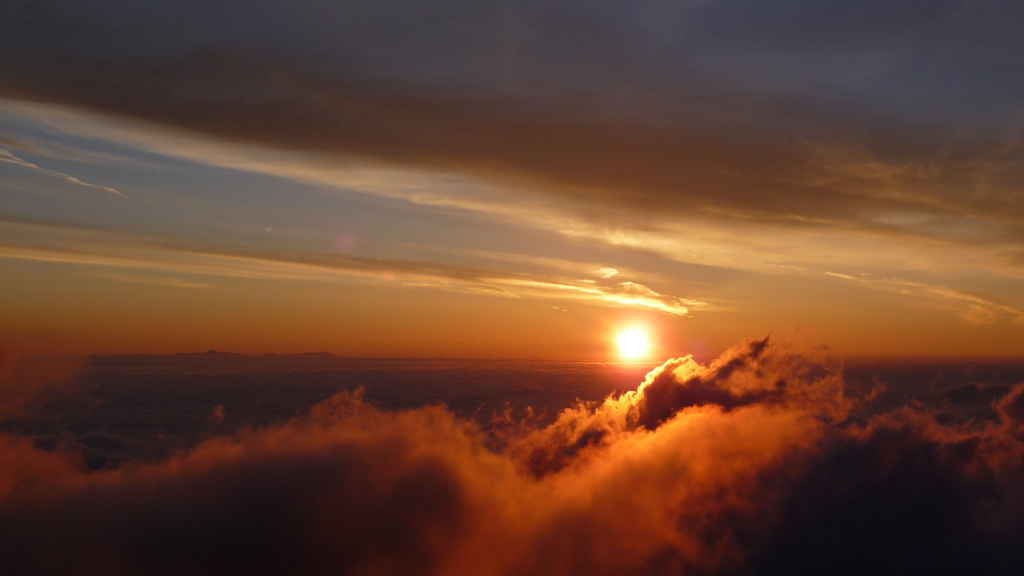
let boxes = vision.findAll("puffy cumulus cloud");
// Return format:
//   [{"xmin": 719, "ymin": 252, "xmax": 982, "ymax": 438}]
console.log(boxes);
[
  {"xmin": 507, "ymin": 337, "xmax": 850, "ymax": 476},
  {"xmin": 2, "ymin": 338, "xmax": 1024, "ymax": 575}
]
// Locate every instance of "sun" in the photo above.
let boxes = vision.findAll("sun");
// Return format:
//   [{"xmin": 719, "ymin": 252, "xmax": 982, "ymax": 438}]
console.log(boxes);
[{"xmin": 617, "ymin": 329, "xmax": 650, "ymax": 359}]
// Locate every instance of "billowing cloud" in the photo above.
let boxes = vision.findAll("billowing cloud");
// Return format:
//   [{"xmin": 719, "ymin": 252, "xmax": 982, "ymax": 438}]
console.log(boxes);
[{"xmin": 2, "ymin": 337, "xmax": 1023, "ymax": 575}]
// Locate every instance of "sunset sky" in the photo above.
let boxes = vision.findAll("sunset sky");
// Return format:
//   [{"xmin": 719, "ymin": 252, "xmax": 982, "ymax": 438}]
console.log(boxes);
[
  {"xmin": 2, "ymin": 1, "xmax": 1024, "ymax": 358},
  {"xmin": 6, "ymin": 5, "xmax": 1024, "ymax": 576}
]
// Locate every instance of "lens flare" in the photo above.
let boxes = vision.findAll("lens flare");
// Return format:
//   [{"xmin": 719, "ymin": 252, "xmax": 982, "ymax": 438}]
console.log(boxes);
[{"xmin": 617, "ymin": 329, "xmax": 650, "ymax": 359}]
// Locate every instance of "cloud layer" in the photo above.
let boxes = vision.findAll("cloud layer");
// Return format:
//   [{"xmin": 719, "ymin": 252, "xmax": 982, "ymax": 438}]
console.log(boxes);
[
  {"xmin": 2, "ymin": 337, "xmax": 1023, "ymax": 575},
  {"xmin": 0, "ymin": 218, "xmax": 704, "ymax": 316},
  {"xmin": 3, "ymin": 0, "xmax": 1024, "ymax": 258}
]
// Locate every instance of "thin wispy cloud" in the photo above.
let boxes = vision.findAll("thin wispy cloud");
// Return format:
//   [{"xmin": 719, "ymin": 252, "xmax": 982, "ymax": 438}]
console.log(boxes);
[
  {"xmin": 825, "ymin": 272, "xmax": 1024, "ymax": 324},
  {"xmin": 3, "ymin": 1, "xmax": 1023, "ymax": 238},
  {"xmin": 0, "ymin": 134, "xmax": 158, "ymax": 168},
  {"xmin": 0, "ymin": 220, "xmax": 707, "ymax": 316},
  {"xmin": 75, "ymin": 269, "xmax": 212, "ymax": 290},
  {"xmin": 0, "ymin": 147, "xmax": 127, "ymax": 197},
  {"xmin": 6, "ymin": 98, "xmax": 1021, "ymax": 284},
  {"xmin": 0, "ymin": 1, "xmax": 1022, "ymax": 357}
]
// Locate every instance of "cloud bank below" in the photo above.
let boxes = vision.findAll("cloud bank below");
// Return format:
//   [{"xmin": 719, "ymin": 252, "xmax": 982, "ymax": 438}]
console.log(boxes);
[{"xmin": 2, "ymin": 337, "xmax": 1023, "ymax": 575}]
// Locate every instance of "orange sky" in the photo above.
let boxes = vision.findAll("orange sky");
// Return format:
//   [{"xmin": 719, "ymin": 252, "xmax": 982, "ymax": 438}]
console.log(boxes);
[{"xmin": 2, "ymin": 2, "xmax": 1024, "ymax": 360}]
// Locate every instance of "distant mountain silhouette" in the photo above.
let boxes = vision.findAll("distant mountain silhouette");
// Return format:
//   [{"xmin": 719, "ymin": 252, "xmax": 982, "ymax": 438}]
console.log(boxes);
[
  {"xmin": 174, "ymin": 350, "xmax": 246, "ymax": 357},
  {"xmin": 170, "ymin": 351, "xmax": 336, "ymax": 358}
]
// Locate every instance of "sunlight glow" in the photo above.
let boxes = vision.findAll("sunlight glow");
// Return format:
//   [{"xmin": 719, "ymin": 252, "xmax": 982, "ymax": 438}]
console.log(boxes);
[{"xmin": 617, "ymin": 329, "xmax": 650, "ymax": 359}]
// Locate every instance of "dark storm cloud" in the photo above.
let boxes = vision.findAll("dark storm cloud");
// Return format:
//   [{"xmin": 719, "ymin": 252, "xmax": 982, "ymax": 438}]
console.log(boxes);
[
  {"xmin": 2, "ymin": 1, "xmax": 1024, "ymax": 244},
  {"xmin": 2, "ymin": 337, "xmax": 1024, "ymax": 575}
]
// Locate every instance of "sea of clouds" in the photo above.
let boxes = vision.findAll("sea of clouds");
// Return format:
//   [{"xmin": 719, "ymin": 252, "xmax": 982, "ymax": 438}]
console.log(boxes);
[{"xmin": 1, "ymin": 337, "xmax": 1023, "ymax": 575}]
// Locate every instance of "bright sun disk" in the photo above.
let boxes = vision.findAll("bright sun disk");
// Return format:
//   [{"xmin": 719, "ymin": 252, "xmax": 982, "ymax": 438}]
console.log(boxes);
[{"xmin": 617, "ymin": 329, "xmax": 649, "ymax": 359}]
